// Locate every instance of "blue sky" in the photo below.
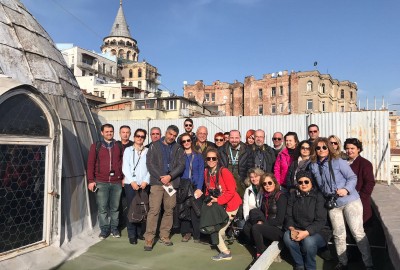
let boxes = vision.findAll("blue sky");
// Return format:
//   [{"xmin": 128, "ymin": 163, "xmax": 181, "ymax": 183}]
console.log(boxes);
[{"xmin": 21, "ymin": 0, "xmax": 400, "ymax": 109}]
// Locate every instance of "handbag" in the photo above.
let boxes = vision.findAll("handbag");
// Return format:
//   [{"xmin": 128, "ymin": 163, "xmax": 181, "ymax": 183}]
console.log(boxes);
[{"xmin": 128, "ymin": 189, "xmax": 149, "ymax": 223}]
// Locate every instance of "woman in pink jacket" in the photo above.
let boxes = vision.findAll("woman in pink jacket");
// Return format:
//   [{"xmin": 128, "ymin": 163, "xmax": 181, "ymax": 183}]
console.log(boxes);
[{"xmin": 274, "ymin": 132, "xmax": 299, "ymax": 189}]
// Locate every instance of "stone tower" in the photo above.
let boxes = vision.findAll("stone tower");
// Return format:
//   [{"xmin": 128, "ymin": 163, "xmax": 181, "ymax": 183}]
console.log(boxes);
[{"xmin": 101, "ymin": 0, "xmax": 139, "ymax": 62}]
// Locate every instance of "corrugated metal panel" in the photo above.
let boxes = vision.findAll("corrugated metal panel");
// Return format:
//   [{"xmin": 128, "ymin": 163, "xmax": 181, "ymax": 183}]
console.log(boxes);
[{"xmin": 106, "ymin": 111, "xmax": 390, "ymax": 182}]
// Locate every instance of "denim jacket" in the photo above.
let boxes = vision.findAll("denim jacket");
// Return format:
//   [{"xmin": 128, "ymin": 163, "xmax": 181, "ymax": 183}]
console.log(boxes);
[{"xmin": 310, "ymin": 158, "xmax": 359, "ymax": 207}]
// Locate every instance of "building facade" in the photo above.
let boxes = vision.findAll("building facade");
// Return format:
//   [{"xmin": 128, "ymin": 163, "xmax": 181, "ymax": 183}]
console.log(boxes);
[{"xmin": 184, "ymin": 70, "xmax": 358, "ymax": 116}]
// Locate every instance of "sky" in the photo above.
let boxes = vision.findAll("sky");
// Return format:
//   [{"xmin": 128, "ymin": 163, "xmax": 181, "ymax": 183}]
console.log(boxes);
[{"xmin": 21, "ymin": 0, "xmax": 400, "ymax": 109}]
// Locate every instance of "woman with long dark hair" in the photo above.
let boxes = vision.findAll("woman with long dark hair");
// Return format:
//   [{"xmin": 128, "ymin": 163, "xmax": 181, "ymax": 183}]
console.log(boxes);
[
  {"xmin": 274, "ymin": 132, "xmax": 299, "ymax": 189},
  {"xmin": 204, "ymin": 148, "xmax": 242, "ymax": 261},
  {"xmin": 285, "ymin": 140, "xmax": 312, "ymax": 191}
]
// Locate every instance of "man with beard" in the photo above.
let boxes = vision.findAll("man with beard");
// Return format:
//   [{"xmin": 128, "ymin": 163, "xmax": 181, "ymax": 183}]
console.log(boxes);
[
  {"xmin": 218, "ymin": 130, "xmax": 254, "ymax": 197},
  {"xmin": 178, "ymin": 118, "xmax": 197, "ymax": 144},
  {"xmin": 252, "ymin": 129, "xmax": 276, "ymax": 173}
]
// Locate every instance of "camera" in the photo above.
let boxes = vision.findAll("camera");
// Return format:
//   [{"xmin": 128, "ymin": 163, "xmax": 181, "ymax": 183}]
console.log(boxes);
[
  {"xmin": 209, "ymin": 188, "xmax": 221, "ymax": 198},
  {"xmin": 325, "ymin": 194, "xmax": 338, "ymax": 209}
]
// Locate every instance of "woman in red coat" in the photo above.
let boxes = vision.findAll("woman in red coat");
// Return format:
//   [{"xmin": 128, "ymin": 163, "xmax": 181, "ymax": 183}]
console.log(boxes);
[{"xmin": 344, "ymin": 138, "xmax": 376, "ymax": 223}]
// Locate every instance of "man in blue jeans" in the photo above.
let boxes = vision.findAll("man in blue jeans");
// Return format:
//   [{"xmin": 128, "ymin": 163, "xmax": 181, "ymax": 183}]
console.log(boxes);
[{"xmin": 87, "ymin": 124, "xmax": 123, "ymax": 239}]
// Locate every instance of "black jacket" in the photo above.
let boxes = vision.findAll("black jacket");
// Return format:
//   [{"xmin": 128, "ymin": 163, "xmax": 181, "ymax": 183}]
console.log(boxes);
[
  {"xmin": 146, "ymin": 139, "xmax": 185, "ymax": 189},
  {"xmin": 199, "ymin": 203, "xmax": 229, "ymax": 245},
  {"xmin": 251, "ymin": 144, "xmax": 276, "ymax": 173},
  {"xmin": 285, "ymin": 188, "xmax": 327, "ymax": 237},
  {"xmin": 218, "ymin": 142, "xmax": 254, "ymax": 182}
]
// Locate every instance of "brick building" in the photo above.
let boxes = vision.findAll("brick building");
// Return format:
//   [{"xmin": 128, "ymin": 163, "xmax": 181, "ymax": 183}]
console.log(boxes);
[{"xmin": 184, "ymin": 70, "xmax": 358, "ymax": 116}]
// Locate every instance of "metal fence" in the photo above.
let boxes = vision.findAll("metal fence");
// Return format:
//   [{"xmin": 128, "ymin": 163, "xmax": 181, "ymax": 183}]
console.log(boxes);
[{"xmin": 106, "ymin": 110, "xmax": 390, "ymax": 183}]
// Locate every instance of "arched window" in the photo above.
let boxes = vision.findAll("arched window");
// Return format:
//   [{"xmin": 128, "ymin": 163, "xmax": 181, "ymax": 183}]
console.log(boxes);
[
  {"xmin": 133, "ymin": 53, "xmax": 137, "ymax": 61},
  {"xmin": 350, "ymin": 91, "xmax": 353, "ymax": 100},
  {"xmin": 118, "ymin": 49, "xmax": 124, "ymax": 58},
  {"xmin": 111, "ymin": 49, "xmax": 116, "ymax": 56},
  {"xmin": 138, "ymin": 68, "xmax": 142, "ymax": 78},
  {"xmin": 126, "ymin": 51, "xmax": 131, "ymax": 60},
  {"xmin": 0, "ymin": 88, "xmax": 59, "ymax": 254},
  {"xmin": 307, "ymin": 81, "xmax": 313, "ymax": 91},
  {"xmin": 321, "ymin": 83, "xmax": 325, "ymax": 94},
  {"xmin": 340, "ymin": 89, "xmax": 345, "ymax": 99},
  {"xmin": 129, "ymin": 69, "xmax": 133, "ymax": 78},
  {"xmin": 118, "ymin": 40, "xmax": 124, "ymax": 46}
]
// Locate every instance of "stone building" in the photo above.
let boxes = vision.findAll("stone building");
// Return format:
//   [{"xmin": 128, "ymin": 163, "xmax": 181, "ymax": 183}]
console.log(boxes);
[
  {"xmin": 184, "ymin": 70, "xmax": 358, "ymax": 116},
  {"xmin": 101, "ymin": 1, "xmax": 160, "ymax": 93}
]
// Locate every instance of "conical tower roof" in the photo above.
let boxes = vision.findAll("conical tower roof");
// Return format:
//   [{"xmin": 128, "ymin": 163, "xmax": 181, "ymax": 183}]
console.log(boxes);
[{"xmin": 109, "ymin": 0, "xmax": 132, "ymax": 38}]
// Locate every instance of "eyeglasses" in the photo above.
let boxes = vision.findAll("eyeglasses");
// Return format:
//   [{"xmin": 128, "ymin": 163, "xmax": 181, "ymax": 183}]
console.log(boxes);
[
  {"xmin": 263, "ymin": 181, "xmax": 274, "ymax": 186},
  {"xmin": 181, "ymin": 139, "xmax": 191, "ymax": 144},
  {"xmin": 309, "ymin": 130, "xmax": 318, "ymax": 133},
  {"xmin": 135, "ymin": 135, "xmax": 146, "ymax": 139},
  {"xmin": 215, "ymin": 138, "xmax": 224, "ymax": 142},
  {"xmin": 316, "ymin": 145, "xmax": 328, "ymax": 151},
  {"xmin": 151, "ymin": 133, "xmax": 160, "ymax": 136},
  {"xmin": 301, "ymin": 146, "xmax": 310, "ymax": 150},
  {"xmin": 185, "ymin": 124, "xmax": 193, "ymax": 127},
  {"xmin": 272, "ymin": 137, "xmax": 282, "ymax": 141},
  {"xmin": 206, "ymin": 157, "xmax": 217, "ymax": 161},
  {"xmin": 330, "ymin": 141, "xmax": 338, "ymax": 145},
  {"xmin": 298, "ymin": 180, "xmax": 310, "ymax": 185}
]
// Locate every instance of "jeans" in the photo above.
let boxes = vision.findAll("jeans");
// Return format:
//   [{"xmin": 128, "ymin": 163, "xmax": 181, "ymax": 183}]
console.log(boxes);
[
  {"xmin": 283, "ymin": 230, "xmax": 326, "ymax": 270},
  {"xmin": 124, "ymin": 184, "xmax": 147, "ymax": 239},
  {"xmin": 96, "ymin": 182, "xmax": 122, "ymax": 233},
  {"xmin": 144, "ymin": 185, "xmax": 176, "ymax": 241},
  {"xmin": 329, "ymin": 198, "xmax": 373, "ymax": 267}
]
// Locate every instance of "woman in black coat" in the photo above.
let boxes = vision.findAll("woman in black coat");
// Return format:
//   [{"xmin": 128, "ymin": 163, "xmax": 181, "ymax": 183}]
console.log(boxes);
[{"xmin": 283, "ymin": 170, "xmax": 329, "ymax": 270}]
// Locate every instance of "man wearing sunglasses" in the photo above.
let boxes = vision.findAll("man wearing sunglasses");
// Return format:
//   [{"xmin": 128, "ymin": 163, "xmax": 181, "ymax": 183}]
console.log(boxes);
[
  {"xmin": 251, "ymin": 129, "xmax": 276, "ymax": 173},
  {"xmin": 178, "ymin": 118, "xmax": 197, "ymax": 144},
  {"xmin": 307, "ymin": 124, "xmax": 320, "ymax": 146},
  {"xmin": 272, "ymin": 132, "xmax": 284, "ymax": 158},
  {"xmin": 144, "ymin": 125, "xmax": 186, "ymax": 251}
]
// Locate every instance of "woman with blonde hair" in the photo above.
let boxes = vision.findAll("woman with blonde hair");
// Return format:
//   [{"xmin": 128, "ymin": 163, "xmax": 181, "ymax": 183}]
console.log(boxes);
[{"xmin": 328, "ymin": 135, "xmax": 348, "ymax": 160}]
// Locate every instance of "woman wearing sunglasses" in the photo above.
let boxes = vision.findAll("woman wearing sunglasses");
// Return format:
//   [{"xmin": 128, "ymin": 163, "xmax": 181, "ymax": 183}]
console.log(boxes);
[
  {"xmin": 284, "ymin": 170, "xmax": 328, "ymax": 270},
  {"xmin": 285, "ymin": 140, "xmax": 312, "ymax": 191},
  {"xmin": 250, "ymin": 173, "xmax": 287, "ymax": 259},
  {"xmin": 214, "ymin": 132, "xmax": 225, "ymax": 148},
  {"xmin": 344, "ymin": 138, "xmax": 375, "ymax": 224},
  {"xmin": 310, "ymin": 137, "xmax": 374, "ymax": 270},
  {"xmin": 122, "ymin": 128, "xmax": 150, "ymax": 245},
  {"xmin": 204, "ymin": 148, "xmax": 242, "ymax": 261},
  {"xmin": 178, "ymin": 133, "xmax": 205, "ymax": 243},
  {"xmin": 328, "ymin": 135, "xmax": 348, "ymax": 160}
]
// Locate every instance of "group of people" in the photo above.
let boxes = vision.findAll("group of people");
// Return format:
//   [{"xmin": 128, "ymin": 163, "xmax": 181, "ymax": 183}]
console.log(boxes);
[{"xmin": 86, "ymin": 119, "xmax": 376, "ymax": 270}]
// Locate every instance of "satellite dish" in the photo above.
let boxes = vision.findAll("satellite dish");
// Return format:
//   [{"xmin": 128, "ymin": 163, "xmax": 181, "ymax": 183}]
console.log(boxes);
[
  {"xmin": 183, "ymin": 81, "xmax": 187, "ymax": 85},
  {"xmin": 272, "ymin": 73, "xmax": 276, "ymax": 77},
  {"xmin": 278, "ymin": 71, "xmax": 283, "ymax": 76}
]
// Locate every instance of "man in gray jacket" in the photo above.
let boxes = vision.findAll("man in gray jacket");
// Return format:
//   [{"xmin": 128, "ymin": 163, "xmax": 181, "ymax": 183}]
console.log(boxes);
[{"xmin": 144, "ymin": 125, "xmax": 185, "ymax": 251}]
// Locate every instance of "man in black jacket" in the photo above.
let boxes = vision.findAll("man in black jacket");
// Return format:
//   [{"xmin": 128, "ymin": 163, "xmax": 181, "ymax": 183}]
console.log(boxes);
[
  {"xmin": 144, "ymin": 125, "xmax": 185, "ymax": 251},
  {"xmin": 252, "ymin": 129, "xmax": 276, "ymax": 173},
  {"xmin": 218, "ymin": 130, "xmax": 254, "ymax": 197}
]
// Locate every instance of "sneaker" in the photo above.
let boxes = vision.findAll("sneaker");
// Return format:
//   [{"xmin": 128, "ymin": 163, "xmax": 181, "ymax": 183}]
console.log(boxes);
[
  {"xmin": 182, "ymin": 233, "xmax": 192, "ymax": 242},
  {"xmin": 144, "ymin": 239, "xmax": 153, "ymax": 251},
  {"xmin": 111, "ymin": 229, "xmax": 120, "ymax": 238},
  {"xmin": 159, "ymin": 236, "xmax": 173, "ymax": 246},
  {"xmin": 334, "ymin": 263, "xmax": 348, "ymax": 270},
  {"xmin": 211, "ymin": 252, "xmax": 232, "ymax": 261},
  {"xmin": 99, "ymin": 231, "xmax": 110, "ymax": 239}
]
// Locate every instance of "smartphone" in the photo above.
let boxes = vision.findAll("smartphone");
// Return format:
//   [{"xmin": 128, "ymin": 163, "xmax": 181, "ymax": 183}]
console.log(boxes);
[{"xmin": 93, "ymin": 186, "xmax": 98, "ymax": 192}]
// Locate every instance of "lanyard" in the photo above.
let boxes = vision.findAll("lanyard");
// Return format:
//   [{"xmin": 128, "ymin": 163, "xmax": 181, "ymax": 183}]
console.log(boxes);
[
  {"xmin": 133, "ymin": 148, "xmax": 143, "ymax": 172},
  {"xmin": 229, "ymin": 146, "xmax": 239, "ymax": 166},
  {"xmin": 186, "ymin": 153, "xmax": 195, "ymax": 180}
]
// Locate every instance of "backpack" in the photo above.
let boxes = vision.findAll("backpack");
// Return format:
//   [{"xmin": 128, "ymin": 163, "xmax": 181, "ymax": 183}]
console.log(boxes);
[
  {"xmin": 128, "ymin": 189, "xmax": 149, "ymax": 223},
  {"xmin": 95, "ymin": 141, "xmax": 123, "ymax": 173}
]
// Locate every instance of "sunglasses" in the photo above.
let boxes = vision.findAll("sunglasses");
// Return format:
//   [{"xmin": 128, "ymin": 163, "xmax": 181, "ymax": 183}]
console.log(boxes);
[
  {"xmin": 272, "ymin": 137, "xmax": 282, "ymax": 141},
  {"xmin": 185, "ymin": 124, "xmax": 193, "ymax": 127},
  {"xmin": 309, "ymin": 130, "xmax": 318, "ymax": 133},
  {"xmin": 262, "ymin": 181, "xmax": 274, "ymax": 186},
  {"xmin": 215, "ymin": 138, "xmax": 224, "ymax": 142},
  {"xmin": 206, "ymin": 157, "xmax": 217, "ymax": 161},
  {"xmin": 316, "ymin": 145, "xmax": 328, "ymax": 151},
  {"xmin": 135, "ymin": 135, "xmax": 146, "ymax": 139},
  {"xmin": 301, "ymin": 146, "xmax": 310, "ymax": 150},
  {"xmin": 330, "ymin": 141, "xmax": 338, "ymax": 145},
  {"xmin": 298, "ymin": 180, "xmax": 310, "ymax": 185},
  {"xmin": 181, "ymin": 139, "xmax": 191, "ymax": 144}
]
